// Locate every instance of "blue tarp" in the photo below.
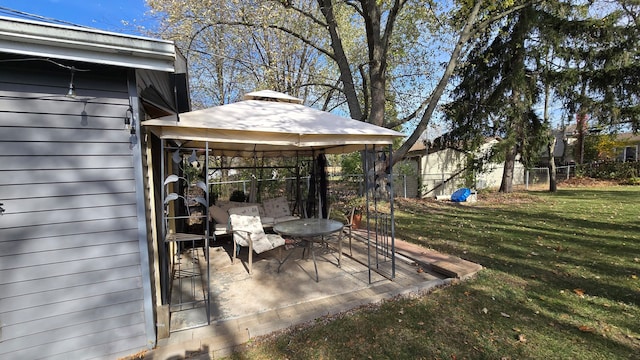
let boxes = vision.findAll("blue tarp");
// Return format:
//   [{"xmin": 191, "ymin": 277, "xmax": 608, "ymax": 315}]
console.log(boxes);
[{"xmin": 451, "ymin": 188, "xmax": 471, "ymax": 202}]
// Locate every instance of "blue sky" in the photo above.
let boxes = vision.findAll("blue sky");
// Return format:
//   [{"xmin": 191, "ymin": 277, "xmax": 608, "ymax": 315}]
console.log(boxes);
[{"xmin": 0, "ymin": 0, "xmax": 153, "ymax": 35}]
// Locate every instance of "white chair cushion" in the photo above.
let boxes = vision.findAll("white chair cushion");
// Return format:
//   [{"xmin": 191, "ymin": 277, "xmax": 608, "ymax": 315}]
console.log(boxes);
[
  {"xmin": 265, "ymin": 233, "xmax": 285, "ymax": 249},
  {"xmin": 229, "ymin": 205, "xmax": 279, "ymax": 254}
]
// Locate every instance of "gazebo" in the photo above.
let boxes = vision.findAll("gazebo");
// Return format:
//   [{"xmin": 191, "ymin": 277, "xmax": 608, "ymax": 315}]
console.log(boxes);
[{"xmin": 142, "ymin": 90, "xmax": 404, "ymax": 330}]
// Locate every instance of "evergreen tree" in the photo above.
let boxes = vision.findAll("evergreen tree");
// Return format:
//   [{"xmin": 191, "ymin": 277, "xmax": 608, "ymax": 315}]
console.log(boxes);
[
  {"xmin": 445, "ymin": 5, "xmax": 545, "ymax": 193},
  {"xmin": 544, "ymin": 1, "xmax": 640, "ymax": 134}
]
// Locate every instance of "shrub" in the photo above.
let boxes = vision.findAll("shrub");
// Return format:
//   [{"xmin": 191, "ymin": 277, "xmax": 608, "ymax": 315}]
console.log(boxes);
[
  {"xmin": 230, "ymin": 190, "xmax": 247, "ymax": 202},
  {"xmin": 577, "ymin": 161, "xmax": 639, "ymax": 180},
  {"xmin": 623, "ymin": 177, "xmax": 640, "ymax": 185}
]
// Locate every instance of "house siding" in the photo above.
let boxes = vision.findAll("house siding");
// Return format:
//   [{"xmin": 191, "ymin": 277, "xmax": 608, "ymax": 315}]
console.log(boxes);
[
  {"xmin": 416, "ymin": 145, "xmax": 526, "ymax": 197},
  {"xmin": 0, "ymin": 59, "xmax": 150, "ymax": 359}
]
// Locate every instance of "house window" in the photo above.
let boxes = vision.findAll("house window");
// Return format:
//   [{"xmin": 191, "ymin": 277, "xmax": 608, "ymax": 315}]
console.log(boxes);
[{"xmin": 624, "ymin": 146, "xmax": 638, "ymax": 162}]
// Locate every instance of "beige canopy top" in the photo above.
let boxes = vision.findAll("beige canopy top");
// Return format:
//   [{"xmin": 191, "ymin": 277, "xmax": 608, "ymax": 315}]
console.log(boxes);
[{"xmin": 142, "ymin": 90, "xmax": 404, "ymax": 157}]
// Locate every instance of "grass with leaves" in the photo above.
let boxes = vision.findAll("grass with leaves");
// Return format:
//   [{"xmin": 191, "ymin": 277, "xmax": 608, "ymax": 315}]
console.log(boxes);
[{"xmin": 228, "ymin": 186, "xmax": 640, "ymax": 360}]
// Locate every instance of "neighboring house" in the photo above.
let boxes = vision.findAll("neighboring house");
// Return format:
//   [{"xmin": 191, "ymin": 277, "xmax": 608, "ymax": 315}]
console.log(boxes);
[
  {"xmin": 548, "ymin": 126, "xmax": 577, "ymax": 165},
  {"xmin": 612, "ymin": 133, "xmax": 640, "ymax": 162},
  {"xmin": 539, "ymin": 125, "xmax": 640, "ymax": 165},
  {"xmin": 404, "ymin": 135, "xmax": 525, "ymax": 198},
  {"xmin": 0, "ymin": 16, "xmax": 188, "ymax": 359}
]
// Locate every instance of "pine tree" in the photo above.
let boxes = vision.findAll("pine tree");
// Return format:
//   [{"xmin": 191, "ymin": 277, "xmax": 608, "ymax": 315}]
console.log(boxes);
[
  {"xmin": 445, "ymin": 5, "xmax": 545, "ymax": 193},
  {"xmin": 544, "ymin": 1, "xmax": 640, "ymax": 133}
]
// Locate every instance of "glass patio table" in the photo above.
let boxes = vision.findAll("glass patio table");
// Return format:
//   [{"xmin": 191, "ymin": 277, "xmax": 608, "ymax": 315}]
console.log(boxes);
[{"xmin": 273, "ymin": 218, "xmax": 344, "ymax": 282}]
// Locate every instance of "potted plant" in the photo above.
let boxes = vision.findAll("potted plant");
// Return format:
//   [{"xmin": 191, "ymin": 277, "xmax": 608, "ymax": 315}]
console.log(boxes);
[{"xmin": 346, "ymin": 197, "xmax": 365, "ymax": 229}]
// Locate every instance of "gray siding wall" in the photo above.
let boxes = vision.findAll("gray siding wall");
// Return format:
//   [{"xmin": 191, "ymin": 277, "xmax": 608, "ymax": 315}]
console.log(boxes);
[{"xmin": 0, "ymin": 60, "xmax": 149, "ymax": 359}]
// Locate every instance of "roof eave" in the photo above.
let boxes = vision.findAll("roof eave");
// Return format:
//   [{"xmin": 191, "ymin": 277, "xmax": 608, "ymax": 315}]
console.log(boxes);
[{"xmin": 0, "ymin": 16, "xmax": 177, "ymax": 72}]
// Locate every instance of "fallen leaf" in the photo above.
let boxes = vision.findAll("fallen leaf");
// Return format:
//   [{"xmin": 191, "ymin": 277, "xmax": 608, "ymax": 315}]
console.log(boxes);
[
  {"xmin": 517, "ymin": 334, "xmax": 527, "ymax": 343},
  {"xmin": 631, "ymin": 274, "xmax": 638, "ymax": 280},
  {"xmin": 578, "ymin": 325, "xmax": 595, "ymax": 333},
  {"xmin": 481, "ymin": 307, "xmax": 488, "ymax": 314},
  {"xmin": 501, "ymin": 312, "xmax": 511, "ymax": 318},
  {"xmin": 573, "ymin": 288, "xmax": 585, "ymax": 297}
]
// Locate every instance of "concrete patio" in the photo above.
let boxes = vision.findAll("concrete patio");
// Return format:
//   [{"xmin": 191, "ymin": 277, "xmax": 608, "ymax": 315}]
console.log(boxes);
[{"xmin": 142, "ymin": 231, "xmax": 482, "ymax": 359}]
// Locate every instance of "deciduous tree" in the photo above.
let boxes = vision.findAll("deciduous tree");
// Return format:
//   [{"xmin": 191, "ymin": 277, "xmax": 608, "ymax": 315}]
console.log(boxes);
[{"xmin": 147, "ymin": 0, "xmax": 537, "ymax": 166}]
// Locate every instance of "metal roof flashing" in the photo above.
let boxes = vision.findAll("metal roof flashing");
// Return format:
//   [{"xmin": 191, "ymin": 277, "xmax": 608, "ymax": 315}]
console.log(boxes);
[{"xmin": 0, "ymin": 16, "xmax": 178, "ymax": 72}]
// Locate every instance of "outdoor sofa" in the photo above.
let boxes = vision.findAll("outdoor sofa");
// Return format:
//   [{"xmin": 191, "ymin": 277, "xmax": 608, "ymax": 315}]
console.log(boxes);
[{"xmin": 208, "ymin": 196, "xmax": 299, "ymax": 236}]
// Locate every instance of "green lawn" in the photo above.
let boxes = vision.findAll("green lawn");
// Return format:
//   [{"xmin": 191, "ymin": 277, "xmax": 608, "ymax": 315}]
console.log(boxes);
[{"xmin": 229, "ymin": 186, "xmax": 640, "ymax": 360}]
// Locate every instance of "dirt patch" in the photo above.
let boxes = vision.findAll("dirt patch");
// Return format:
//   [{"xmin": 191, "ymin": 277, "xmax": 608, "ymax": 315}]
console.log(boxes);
[{"xmin": 558, "ymin": 177, "xmax": 620, "ymax": 188}]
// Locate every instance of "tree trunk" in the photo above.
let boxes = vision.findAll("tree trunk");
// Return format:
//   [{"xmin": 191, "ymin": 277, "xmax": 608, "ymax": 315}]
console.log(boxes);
[
  {"xmin": 548, "ymin": 134, "xmax": 557, "ymax": 192},
  {"xmin": 361, "ymin": 147, "xmax": 391, "ymax": 199},
  {"xmin": 362, "ymin": 1, "xmax": 387, "ymax": 127},
  {"xmin": 576, "ymin": 112, "xmax": 587, "ymax": 164},
  {"xmin": 542, "ymin": 69, "xmax": 556, "ymax": 193},
  {"xmin": 499, "ymin": 144, "xmax": 518, "ymax": 193},
  {"xmin": 317, "ymin": 0, "xmax": 363, "ymax": 121}
]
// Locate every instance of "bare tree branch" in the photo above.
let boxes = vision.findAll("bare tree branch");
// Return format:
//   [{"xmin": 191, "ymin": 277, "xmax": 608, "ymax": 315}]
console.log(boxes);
[
  {"xmin": 359, "ymin": 63, "xmax": 370, "ymax": 121},
  {"xmin": 208, "ymin": 20, "xmax": 336, "ymax": 60},
  {"xmin": 344, "ymin": 0, "xmax": 364, "ymax": 16},
  {"xmin": 273, "ymin": 0, "xmax": 329, "ymax": 27},
  {"xmin": 387, "ymin": 98, "xmax": 429, "ymax": 129},
  {"xmin": 393, "ymin": 0, "xmax": 485, "ymax": 163},
  {"xmin": 319, "ymin": 0, "xmax": 364, "ymax": 120},
  {"xmin": 381, "ymin": 0, "xmax": 406, "ymax": 54}
]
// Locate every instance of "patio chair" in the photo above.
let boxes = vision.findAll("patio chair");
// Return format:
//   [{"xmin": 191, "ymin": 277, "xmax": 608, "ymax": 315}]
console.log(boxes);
[
  {"xmin": 326, "ymin": 205, "xmax": 354, "ymax": 257},
  {"xmin": 341, "ymin": 207, "xmax": 356, "ymax": 256},
  {"xmin": 228, "ymin": 205, "xmax": 286, "ymax": 274}
]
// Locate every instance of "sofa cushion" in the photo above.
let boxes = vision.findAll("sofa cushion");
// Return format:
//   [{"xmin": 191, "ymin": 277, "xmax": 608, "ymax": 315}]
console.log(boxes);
[
  {"xmin": 262, "ymin": 197, "xmax": 292, "ymax": 219},
  {"xmin": 218, "ymin": 201, "xmax": 265, "ymax": 217},
  {"xmin": 260, "ymin": 217, "xmax": 275, "ymax": 227},
  {"xmin": 209, "ymin": 204, "xmax": 229, "ymax": 224},
  {"xmin": 228, "ymin": 205, "xmax": 261, "ymax": 217}
]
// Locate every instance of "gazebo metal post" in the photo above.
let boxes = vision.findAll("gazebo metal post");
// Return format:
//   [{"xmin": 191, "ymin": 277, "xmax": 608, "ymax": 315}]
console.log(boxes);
[
  {"xmin": 205, "ymin": 141, "xmax": 211, "ymax": 324},
  {"xmin": 360, "ymin": 144, "xmax": 396, "ymax": 283},
  {"xmin": 158, "ymin": 141, "xmax": 211, "ymax": 330},
  {"xmin": 364, "ymin": 145, "xmax": 372, "ymax": 284},
  {"xmin": 388, "ymin": 144, "xmax": 396, "ymax": 279},
  {"xmin": 295, "ymin": 152, "xmax": 302, "ymax": 217},
  {"xmin": 159, "ymin": 139, "xmax": 168, "ymax": 305}
]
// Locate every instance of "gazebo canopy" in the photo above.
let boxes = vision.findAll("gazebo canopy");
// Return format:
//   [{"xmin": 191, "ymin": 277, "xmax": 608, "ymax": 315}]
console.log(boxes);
[{"xmin": 142, "ymin": 90, "xmax": 404, "ymax": 157}]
